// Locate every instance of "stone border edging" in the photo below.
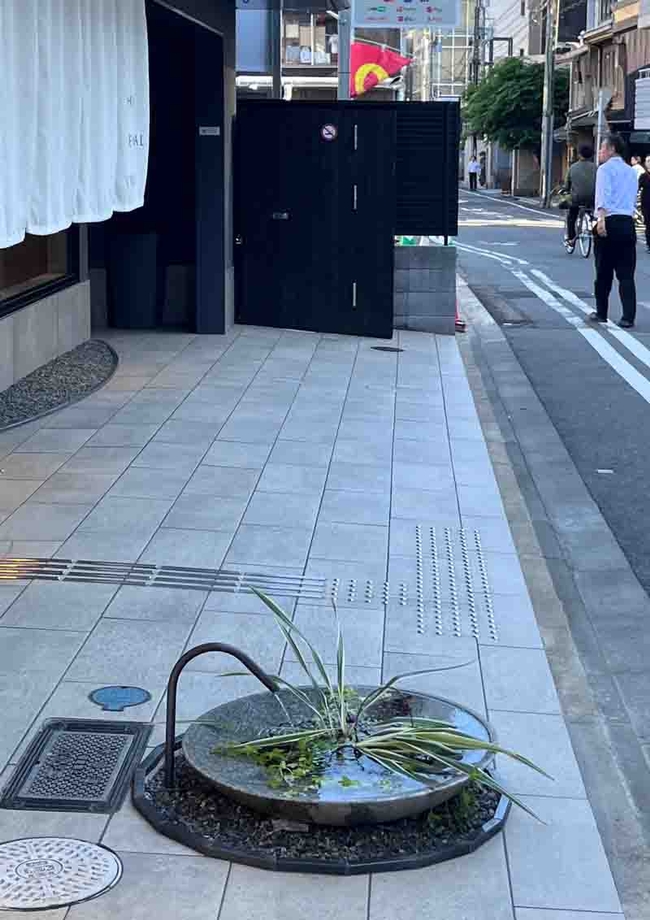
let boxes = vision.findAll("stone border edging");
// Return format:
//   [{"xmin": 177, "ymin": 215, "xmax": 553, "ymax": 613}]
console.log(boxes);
[{"xmin": 132, "ymin": 742, "xmax": 511, "ymax": 875}]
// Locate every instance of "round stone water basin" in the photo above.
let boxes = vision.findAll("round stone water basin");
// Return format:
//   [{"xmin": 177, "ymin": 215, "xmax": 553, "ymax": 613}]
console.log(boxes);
[{"xmin": 183, "ymin": 686, "xmax": 495, "ymax": 826}]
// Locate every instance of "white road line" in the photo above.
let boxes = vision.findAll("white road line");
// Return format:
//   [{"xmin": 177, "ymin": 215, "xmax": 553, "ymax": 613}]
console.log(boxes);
[
  {"xmin": 581, "ymin": 328, "xmax": 650, "ymax": 402},
  {"xmin": 470, "ymin": 190, "xmax": 564, "ymax": 224},
  {"xmin": 454, "ymin": 240, "xmax": 529, "ymax": 267},
  {"xmin": 512, "ymin": 270, "xmax": 650, "ymax": 406},
  {"xmin": 530, "ymin": 270, "xmax": 592, "ymax": 317},
  {"xmin": 531, "ymin": 269, "xmax": 650, "ymax": 372},
  {"xmin": 511, "ymin": 271, "xmax": 583, "ymax": 326}
]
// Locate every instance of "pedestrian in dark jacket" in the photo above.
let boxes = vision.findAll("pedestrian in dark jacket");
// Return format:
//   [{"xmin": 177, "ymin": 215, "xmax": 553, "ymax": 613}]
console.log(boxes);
[
  {"xmin": 564, "ymin": 144, "xmax": 597, "ymax": 245},
  {"xmin": 639, "ymin": 154, "xmax": 650, "ymax": 254}
]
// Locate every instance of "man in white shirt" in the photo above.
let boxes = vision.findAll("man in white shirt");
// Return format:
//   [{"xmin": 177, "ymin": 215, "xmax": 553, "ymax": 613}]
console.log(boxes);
[
  {"xmin": 590, "ymin": 134, "xmax": 639, "ymax": 329},
  {"xmin": 468, "ymin": 154, "xmax": 481, "ymax": 191}
]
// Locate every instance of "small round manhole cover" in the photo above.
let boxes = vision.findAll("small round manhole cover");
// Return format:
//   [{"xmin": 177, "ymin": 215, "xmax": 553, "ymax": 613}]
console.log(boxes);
[
  {"xmin": 0, "ymin": 837, "xmax": 122, "ymax": 911},
  {"xmin": 89, "ymin": 685, "xmax": 152, "ymax": 711},
  {"xmin": 371, "ymin": 346, "xmax": 404, "ymax": 353}
]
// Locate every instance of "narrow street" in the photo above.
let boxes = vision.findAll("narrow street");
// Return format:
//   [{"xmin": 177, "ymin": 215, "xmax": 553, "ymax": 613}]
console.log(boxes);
[
  {"xmin": 458, "ymin": 190, "xmax": 650, "ymax": 914},
  {"xmin": 459, "ymin": 190, "xmax": 650, "ymax": 593}
]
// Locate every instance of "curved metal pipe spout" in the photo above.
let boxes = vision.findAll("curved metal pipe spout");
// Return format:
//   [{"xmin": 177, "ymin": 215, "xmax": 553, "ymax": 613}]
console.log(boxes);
[{"xmin": 163, "ymin": 643, "xmax": 278, "ymax": 788}]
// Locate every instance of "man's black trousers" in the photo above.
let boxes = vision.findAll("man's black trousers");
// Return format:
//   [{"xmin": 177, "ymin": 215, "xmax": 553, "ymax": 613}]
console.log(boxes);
[{"xmin": 593, "ymin": 215, "xmax": 637, "ymax": 323}]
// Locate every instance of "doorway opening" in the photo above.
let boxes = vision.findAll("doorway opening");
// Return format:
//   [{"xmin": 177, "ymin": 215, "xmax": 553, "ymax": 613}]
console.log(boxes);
[{"xmin": 89, "ymin": 0, "xmax": 226, "ymax": 334}]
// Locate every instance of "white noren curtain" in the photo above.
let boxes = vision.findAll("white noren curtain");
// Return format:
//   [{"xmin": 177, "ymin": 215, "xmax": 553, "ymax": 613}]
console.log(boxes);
[{"xmin": 0, "ymin": 0, "xmax": 149, "ymax": 249}]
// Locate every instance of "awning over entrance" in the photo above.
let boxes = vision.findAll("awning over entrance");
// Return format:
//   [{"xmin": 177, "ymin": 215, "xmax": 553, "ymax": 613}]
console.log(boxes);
[{"xmin": 0, "ymin": 0, "xmax": 150, "ymax": 249}]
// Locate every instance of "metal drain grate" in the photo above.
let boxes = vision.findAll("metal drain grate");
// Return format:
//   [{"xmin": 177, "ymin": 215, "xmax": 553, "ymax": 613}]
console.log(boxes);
[
  {"xmin": 1, "ymin": 719, "xmax": 151, "ymax": 814},
  {"xmin": 0, "ymin": 837, "xmax": 122, "ymax": 911}
]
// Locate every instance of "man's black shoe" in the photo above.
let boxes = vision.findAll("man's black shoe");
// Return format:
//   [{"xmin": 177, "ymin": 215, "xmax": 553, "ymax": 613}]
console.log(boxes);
[
  {"xmin": 588, "ymin": 312, "xmax": 607, "ymax": 323},
  {"xmin": 617, "ymin": 318, "xmax": 634, "ymax": 329}
]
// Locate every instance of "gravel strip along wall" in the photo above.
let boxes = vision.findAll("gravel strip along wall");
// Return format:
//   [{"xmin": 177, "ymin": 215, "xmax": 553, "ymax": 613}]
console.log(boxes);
[{"xmin": 0, "ymin": 340, "xmax": 117, "ymax": 430}]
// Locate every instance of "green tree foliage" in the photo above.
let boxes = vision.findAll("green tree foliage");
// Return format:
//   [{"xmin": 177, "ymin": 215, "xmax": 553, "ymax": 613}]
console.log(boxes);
[{"xmin": 463, "ymin": 57, "xmax": 569, "ymax": 151}]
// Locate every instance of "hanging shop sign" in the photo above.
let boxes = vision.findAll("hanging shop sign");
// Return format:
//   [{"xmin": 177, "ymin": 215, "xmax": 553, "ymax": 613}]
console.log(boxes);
[{"xmin": 354, "ymin": 0, "xmax": 461, "ymax": 30}]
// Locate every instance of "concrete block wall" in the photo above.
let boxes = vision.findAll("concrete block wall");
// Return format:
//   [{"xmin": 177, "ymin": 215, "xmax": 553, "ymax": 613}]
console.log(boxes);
[
  {"xmin": 394, "ymin": 244, "xmax": 457, "ymax": 335},
  {"xmin": 0, "ymin": 281, "xmax": 91, "ymax": 392}
]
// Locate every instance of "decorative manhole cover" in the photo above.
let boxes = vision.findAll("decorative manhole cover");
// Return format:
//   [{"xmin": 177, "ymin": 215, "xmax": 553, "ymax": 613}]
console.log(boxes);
[
  {"xmin": 371, "ymin": 346, "xmax": 404, "ymax": 352},
  {"xmin": 89, "ymin": 685, "xmax": 151, "ymax": 712},
  {"xmin": 0, "ymin": 837, "xmax": 122, "ymax": 911}
]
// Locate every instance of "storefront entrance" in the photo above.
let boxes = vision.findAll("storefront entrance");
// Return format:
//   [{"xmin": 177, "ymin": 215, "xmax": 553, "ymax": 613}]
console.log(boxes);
[{"xmin": 91, "ymin": 0, "xmax": 227, "ymax": 333}]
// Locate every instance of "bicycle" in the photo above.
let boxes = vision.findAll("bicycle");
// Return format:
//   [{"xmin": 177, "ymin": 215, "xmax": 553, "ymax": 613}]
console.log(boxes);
[{"xmin": 564, "ymin": 205, "xmax": 594, "ymax": 258}]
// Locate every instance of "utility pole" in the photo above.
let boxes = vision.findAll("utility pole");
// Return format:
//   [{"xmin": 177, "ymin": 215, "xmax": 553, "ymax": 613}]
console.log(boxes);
[
  {"xmin": 470, "ymin": 0, "xmax": 484, "ymax": 154},
  {"xmin": 337, "ymin": 6, "xmax": 352, "ymax": 100},
  {"xmin": 539, "ymin": 0, "xmax": 556, "ymax": 207},
  {"xmin": 270, "ymin": 1, "xmax": 282, "ymax": 99},
  {"xmin": 470, "ymin": 0, "xmax": 483, "ymax": 86}
]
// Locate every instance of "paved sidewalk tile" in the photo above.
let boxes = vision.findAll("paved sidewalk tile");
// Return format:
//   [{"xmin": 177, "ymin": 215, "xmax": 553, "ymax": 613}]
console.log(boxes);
[
  {"xmin": 516, "ymin": 912, "xmax": 624, "ymax": 920},
  {"xmin": 65, "ymin": 619, "xmax": 192, "ymax": 686},
  {"xmin": 0, "ymin": 628, "xmax": 86, "ymax": 769},
  {"xmin": 507, "ymin": 797, "xmax": 622, "ymax": 913},
  {"xmin": 154, "ymin": 669, "xmax": 265, "ymax": 721},
  {"xmin": 220, "ymin": 866, "xmax": 368, "ymax": 920},
  {"xmin": 104, "ymin": 586, "xmax": 206, "ymax": 623},
  {"xmin": 0, "ymin": 453, "xmax": 70, "ymax": 479},
  {"xmin": 0, "ymin": 810, "xmax": 107, "ymax": 845},
  {"xmin": 185, "ymin": 611, "xmax": 285, "ymax": 671},
  {"xmin": 370, "ymin": 836, "xmax": 512, "ymax": 920},
  {"xmin": 18, "ymin": 428, "xmax": 96, "ymax": 454},
  {"xmin": 85, "ymin": 423, "xmax": 160, "ymax": 448},
  {"xmin": 140, "ymin": 528, "xmax": 233, "ymax": 568},
  {"xmin": 383, "ymin": 643, "xmax": 485, "ymax": 715},
  {"xmin": 225, "ymin": 524, "xmax": 314, "ymax": 568},
  {"xmin": 1, "ymin": 582, "xmax": 117, "ymax": 631},
  {"xmin": 290, "ymin": 605, "xmax": 384, "ymax": 668},
  {"xmin": 108, "ymin": 467, "xmax": 189, "ymax": 501},
  {"xmin": 0, "ymin": 327, "xmax": 623, "ymax": 920},
  {"xmin": 103, "ymin": 797, "xmax": 195, "ymax": 856},
  {"xmin": 482, "ymin": 646, "xmax": 561, "ymax": 714},
  {"xmin": 311, "ymin": 522, "xmax": 388, "ymax": 564},
  {"xmin": 61, "ymin": 447, "xmax": 140, "ymax": 475},
  {"xmin": 243, "ymin": 491, "xmax": 321, "ymax": 528},
  {"xmin": 0, "ymin": 502, "xmax": 93, "ymax": 541},
  {"xmin": 67, "ymin": 854, "xmax": 228, "ymax": 920},
  {"xmin": 163, "ymin": 494, "xmax": 247, "ymax": 531},
  {"xmin": 0, "ymin": 480, "xmax": 43, "ymax": 513},
  {"xmin": 319, "ymin": 489, "xmax": 390, "ymax": 526},
  {"xmin": 490, "ymin": 711, "xmax": 586, "ymax": 798},
  {"xmin": 33, "ymin": 471, "xmax": 119, "ymax": 504}
]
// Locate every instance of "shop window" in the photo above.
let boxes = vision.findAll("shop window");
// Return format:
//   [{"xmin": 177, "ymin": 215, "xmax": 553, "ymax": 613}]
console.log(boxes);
[
  {"xmin": 283, "ymin": 11, "xmax": 337, "ymax": 66},
  {"xmin": 0, "ymin": 228, "xmax": 78, "ymax": 318}
]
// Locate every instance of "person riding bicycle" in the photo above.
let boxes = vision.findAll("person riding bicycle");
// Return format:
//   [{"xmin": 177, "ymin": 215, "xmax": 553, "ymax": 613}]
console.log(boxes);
[{"xmin": 563, "ymin": 145, "xmax": 597, "ymax": 249}]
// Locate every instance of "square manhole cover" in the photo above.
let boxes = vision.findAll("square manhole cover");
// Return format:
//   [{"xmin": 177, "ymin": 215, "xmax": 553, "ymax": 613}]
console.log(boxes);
[{"xmin": 1, "ymin": 719, "xmax": 151, "ymax": 814}]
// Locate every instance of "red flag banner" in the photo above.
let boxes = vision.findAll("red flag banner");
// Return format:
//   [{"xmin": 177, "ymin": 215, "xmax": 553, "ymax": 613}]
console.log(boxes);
[{"xmin": 350, "ymin": 42, "xmax": 411, "ymax": 98}]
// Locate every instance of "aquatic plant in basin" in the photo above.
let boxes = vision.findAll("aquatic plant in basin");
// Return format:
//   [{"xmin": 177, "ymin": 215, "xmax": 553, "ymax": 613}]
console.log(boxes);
[{"xmin": 217, "ymin": 590, "xmax": 550, "ymax": 820}]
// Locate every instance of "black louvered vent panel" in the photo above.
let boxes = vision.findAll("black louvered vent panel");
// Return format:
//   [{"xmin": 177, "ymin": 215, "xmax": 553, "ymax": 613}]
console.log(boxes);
[{"xmin": 395, "ymin": 102, "xmax": 460, "ymax": 237}]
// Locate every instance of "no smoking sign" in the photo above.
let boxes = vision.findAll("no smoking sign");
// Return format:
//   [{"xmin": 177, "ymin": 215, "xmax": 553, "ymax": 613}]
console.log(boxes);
[{"xmin": 321, "ymin": 123, "xmax": 338, "ymax": 142}]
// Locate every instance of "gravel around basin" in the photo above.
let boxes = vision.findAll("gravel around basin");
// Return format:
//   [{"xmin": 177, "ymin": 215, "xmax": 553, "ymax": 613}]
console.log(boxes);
[
  {"xmin": 0, "ymin": 340, "xmax": 117, "ymax": 429},
  {"xmin": 146, "ymin": 755, "xmax": 500, "ymax": 865}
]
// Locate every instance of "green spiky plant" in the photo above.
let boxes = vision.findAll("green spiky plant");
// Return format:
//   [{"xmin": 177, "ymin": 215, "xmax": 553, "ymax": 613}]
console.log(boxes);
[{"xmin": 218, "ymin": 589, "xmax": 550, "ymax": 820}]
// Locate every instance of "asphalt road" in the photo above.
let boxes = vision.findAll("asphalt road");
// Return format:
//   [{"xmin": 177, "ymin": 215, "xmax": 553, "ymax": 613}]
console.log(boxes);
[{"xmin": 457, "ymin": 190, "xmax": 650, "ymax": 594}]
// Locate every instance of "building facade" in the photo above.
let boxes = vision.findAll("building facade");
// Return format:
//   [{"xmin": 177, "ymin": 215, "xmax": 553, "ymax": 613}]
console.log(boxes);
[
  {"xmin": 561, "ymin": 0, "xmax": 650, "ymax": 160},
  {"xmin": 1, "ymin": 0, "xmax": 237, "ymax": 391}
]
